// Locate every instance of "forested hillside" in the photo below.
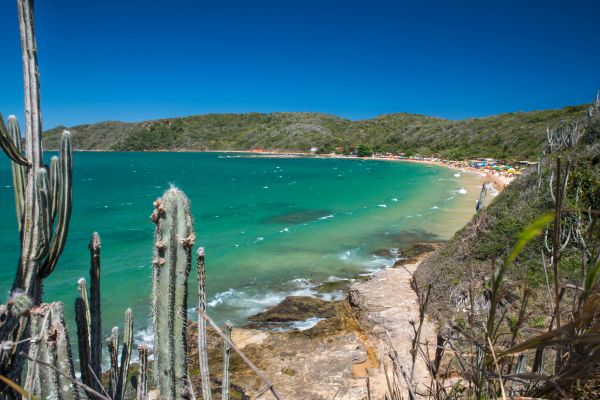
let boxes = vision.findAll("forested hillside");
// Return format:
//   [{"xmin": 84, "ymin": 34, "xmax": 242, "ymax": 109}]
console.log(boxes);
[{"xmin": 42, "ymin": 104, "xmax": 589, "ymax": 160}]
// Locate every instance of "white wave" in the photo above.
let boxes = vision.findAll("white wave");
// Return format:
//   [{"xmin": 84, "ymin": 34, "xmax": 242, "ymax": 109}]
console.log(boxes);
[
  {"xmin": 378, "ymin": 204, "xmax": 387, "ymax": 208},
  {"xmin": 263, "ymin": 186, "xmax": 268, "ymax": 188},
  {"xmin": 255, "ymin": 237, "xmax": 264, "ymax": 242},
  {"xmin": 430, "ymin": 206, "xmax": 439, "ymax": 209},
  {"xmin": 391, "ymin": 198, "xmax": 398, "ymax": 201},
  {"xmin": 267, "ymin": 317, "xmax": 325, "ymax": 332},
  {"xmin": 208, "ymin": 288, "xmax": 236, "ymax": 307},
  {"xmin": 319, "ymin": 215, "xmax": 334, "ymax": 220},
  {"xmin": 454, "ymin": 173, "xmax": 461, "ymax": 177},
  {"xmin": 279, "ymin": 227, "xmax": 290, "ymax": 232}
]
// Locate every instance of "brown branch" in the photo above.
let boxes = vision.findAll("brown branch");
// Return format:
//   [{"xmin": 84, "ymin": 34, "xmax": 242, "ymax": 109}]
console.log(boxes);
[{"xmin": 19, "ymin": 352, "xmax": 110, "ymax": 400}]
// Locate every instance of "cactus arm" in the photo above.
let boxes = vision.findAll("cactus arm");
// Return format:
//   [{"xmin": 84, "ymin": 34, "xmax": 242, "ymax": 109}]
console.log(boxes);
[
  {"xmin": 116, "ymin": 309, "xmax": 133, "ymax": 400},
  {"xmin": 75, "ymin": 296, "xmax": 93, "ymax": 395},
  {"xmin": 77, "ymin": 278, "xmax": 92, "ymax": 337},
  {"xmin": 7, "ymin": 116, "xmax": 27, "ymax": 233},
  {"xmin": 106, "ymin": 327, "xmax": 120, "ymax": 399},
  {"xmin": 89, "ymin": 233, "xmax": 102, "ymax": 393},
  {"xmin": 0, "ymin": 112, "xmax": 29, "ymax": 166},
  {"xmin": 222, "ymin": 321, "xmax": 233, "ymax": 400},
  {"xmin": 197, "ymin": 247, "xmax": 212, "ymax": 400},
  {"xmin": 136, "ymin": 345, "xmax": 148, "ymax": 400},
  {"xmin": 33, "ymin": 168, "xmax": 51, "ymax": 260},
  {"xmin": 151, "ymin": 189, "xmax": 196, "ymax": 400},
  {"xmin": 39, "ymin": 131, "xmax": 73, "ymax": 279},
  {"xmin": 49, "ymin": 156, "xmax": 60, "ymax": 224}
]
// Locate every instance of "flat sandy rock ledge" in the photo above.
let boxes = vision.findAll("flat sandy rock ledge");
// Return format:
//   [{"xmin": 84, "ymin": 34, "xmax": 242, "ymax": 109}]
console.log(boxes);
[{"xmin": 183, "ymin": 260, "xmax": 434, "ymax": 400}]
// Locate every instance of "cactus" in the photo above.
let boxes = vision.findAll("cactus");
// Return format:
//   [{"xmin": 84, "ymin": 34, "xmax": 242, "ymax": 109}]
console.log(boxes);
[
  {"xmin": 588, "ymin": 90, "xmax": 599, "ymax": 120},
  {"xmin": 103, "ymin": 309, "xmax": 134, "ymax": 400},
  {"xmin": 6, "ymin": 115, "xmax": 26, "ymax": 233},
  {"xmin": 106, "ymin": 327, "xmax": 120, "ymax": 399},
  {"xmin": 88, "ymin": 233, "xmax": 103, "ymax": 393},
  {"xmin": 116, "ymin": 309, "xmax": 134, "ymax": 400},
  {"xmin": 197, "ymin": 247, "xmax": 212, "ymax": 400},
  {"xmin": 75, "ymin": 295, "xmax": 93, "ymax": 394},
  {"xmin": 151, "ymin": 188, "xmax": 196, "ymax": 400},
  {"xmin": 27, "ymin": 302, "xmax": 80, "ymax": 400},
  {"xmin": 137, "ymin": 345, "xmax": 149, "ymax": 400},
  {"xmin": 222, "ymin": 321, "xmax": 233, "ymax": 400},
  {"xmin": 546, "ymin": 118, "xmax": 582, "ymax": 153}
]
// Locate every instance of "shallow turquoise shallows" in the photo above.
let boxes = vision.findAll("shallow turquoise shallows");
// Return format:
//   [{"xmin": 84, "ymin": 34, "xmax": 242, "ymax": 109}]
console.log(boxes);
[{"xmin": 0, "ymin": 152, "xmax": 480, "ymax": 361}]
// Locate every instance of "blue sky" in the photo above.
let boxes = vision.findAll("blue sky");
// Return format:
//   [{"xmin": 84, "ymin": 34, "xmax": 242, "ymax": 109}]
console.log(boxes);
[{"xmin": 1, "ymin": 0, "xmax": 599, "ymax": 129}]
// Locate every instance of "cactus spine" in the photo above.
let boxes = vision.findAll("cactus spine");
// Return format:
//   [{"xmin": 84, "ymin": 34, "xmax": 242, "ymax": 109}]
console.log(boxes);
[
  {"xmin": 151, "ymin": 188, "xmax": 196, "ymax": 400},
  {"xmin": 197, "ymin": 247, "xmax": 212, "ymax": 400},
  {"xmin": 222, "ymin": 321, "xmax": 233, "ymax": 400},
  {"xmin": 28, "ymin": 302, "xmax": 80, "ymax": 400}
]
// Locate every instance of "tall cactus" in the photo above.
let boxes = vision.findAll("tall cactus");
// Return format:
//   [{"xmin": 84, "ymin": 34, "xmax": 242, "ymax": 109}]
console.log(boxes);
[
  {"xmin": 197, "ymin": 247, "xmax": 212, "ymax": 400},
  {"xmin": 27, "ymin": 302, "xmax": 80, "ymax": 400},
  {"xmin": 151, "ymin": 188, "xmax": 196, "ymax": 400},
  {"xmin": 222, "ymin": 321, "xmax": 233, "ymax": 400},
  {"xmin": 89, "ymin": 233, "xmax": 103, "ymax": 393},
  {"xmin": 136, "ymin": 345, "xmax": 149, "ymax": 400},
  {"xmin": 1, "ymin": 0, "xmax": 76, "ymax": 388},
  {"xmin": 104, "ymin": 310, "xmax": 134, "ymax": 400}
]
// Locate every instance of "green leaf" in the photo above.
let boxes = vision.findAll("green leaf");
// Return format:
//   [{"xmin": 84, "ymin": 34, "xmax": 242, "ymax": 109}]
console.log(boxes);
[
  {"xmin": 0, "ymin": 374, "xmax": 41, "ymax": 400},
  {"xmin": 505, "ymin": 213, "xmax": 554, "ymax": 267}
]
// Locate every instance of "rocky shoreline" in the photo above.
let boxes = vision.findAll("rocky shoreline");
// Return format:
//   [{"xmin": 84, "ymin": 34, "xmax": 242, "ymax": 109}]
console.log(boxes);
[{"xmin": 181, "ymin": 243, "xmax": 442, "ymax": 399}]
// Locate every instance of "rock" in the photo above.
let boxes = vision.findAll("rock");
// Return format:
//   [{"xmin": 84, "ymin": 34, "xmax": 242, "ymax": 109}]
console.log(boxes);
[
  {"xmin": 314, "ymin": 280, "xmax": 352, "ymax": 293},
  {"xmin": 248, "ymin": 296, "xmax": 344, "ymax": 322},
  {"xmin": 186, "ymin": 301, "xmax": 368, "ymax": 399},
  {"xmin": 349, "ymin": 261, "xmax": 436, "ymax": 399},
  {"xmin": 370, "ymin": 248, "xmax": 394, "ymax": 258},
  {"xmin": 393, "ymin": 242, "xmax": 443, "ymax": 267}
]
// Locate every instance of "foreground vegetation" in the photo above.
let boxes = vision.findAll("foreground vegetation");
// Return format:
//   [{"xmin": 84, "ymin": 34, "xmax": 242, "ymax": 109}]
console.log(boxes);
[{"xmin": 42, "ymin": 104, "xmax": 590, "ymax": 160}]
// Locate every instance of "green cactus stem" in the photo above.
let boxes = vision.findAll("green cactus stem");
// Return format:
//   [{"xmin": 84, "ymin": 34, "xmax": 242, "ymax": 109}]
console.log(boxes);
[
  {"xmin": 197, "ymin": 247, "xmax": 212, "ymax": 400},
  {"xmin": 34, "ymin": 168, "xmax": 51, "ymax": 260},
  {"xmin": 6, "ymin": 116, "xmax": 27, "ymax": 233},
  {"xmin": 28, "ymin": 302, "xmax": 79, "ymax": 400},
  {"xmin": 49, "ymin": 156, "xmax": 60, "ymax": 224},
  {"xmin": 151, "ymin": 188, "xmax": 196, "ymax": 400},
  {"xmin": 106, "ymin": 327, "xmax": 120, "ymax": 399},
  {"xmin": 136, "ymin": 345, "xmax": 149, "ymax": 400},
  {"xmin": 89, "ymin": 232, "xmax": 102, "ymax": 394},
  {"xmin": 222, "ymin": 320, "xmax": 233, "ymax": 400},
  {"xmin": 0, "ymin": 112, "xmax": 28, "ymax": 166},
  {"xmin": 75, "ymin": 295, "xmax": 93, "ymax": 394},
  {"xmin": 39, "ymin": 131, "xmax": 73, "ymax": 279},
  {"xmin": 116, "ymin": 309, "xmax": 133, "ymax": 400}
]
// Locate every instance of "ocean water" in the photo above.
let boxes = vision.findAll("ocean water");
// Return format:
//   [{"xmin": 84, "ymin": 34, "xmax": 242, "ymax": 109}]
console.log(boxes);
[{"xmin": 0, "ymin": 152, "xmax": 485, "ymax": 363}]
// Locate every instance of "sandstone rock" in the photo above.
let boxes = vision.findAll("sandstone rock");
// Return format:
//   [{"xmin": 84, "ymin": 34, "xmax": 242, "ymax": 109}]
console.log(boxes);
[{"xmin": 186, "ymin": 302, "xmax": 368, "ymax": 400}]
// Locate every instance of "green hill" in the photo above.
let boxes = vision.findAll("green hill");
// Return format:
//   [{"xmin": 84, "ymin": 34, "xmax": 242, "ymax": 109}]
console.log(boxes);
[{"xmin": 42, "ymin": 104, "xmax": 589, "ymax": 160}]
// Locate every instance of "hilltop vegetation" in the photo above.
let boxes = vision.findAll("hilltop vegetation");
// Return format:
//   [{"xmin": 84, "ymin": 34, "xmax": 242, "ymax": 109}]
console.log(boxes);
[
  {"xmin": 42, "ymin": 104, "xmax": 589, "ymax": 160},
  {"xmin": 416, "ymin": 116, "xmax": 600, "ymax": 321}
]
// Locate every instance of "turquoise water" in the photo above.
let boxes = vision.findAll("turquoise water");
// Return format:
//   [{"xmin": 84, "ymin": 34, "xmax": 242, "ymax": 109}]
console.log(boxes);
[{"xmin": 0, "ymin": 152, "xmax": 482, "ymax": 361}]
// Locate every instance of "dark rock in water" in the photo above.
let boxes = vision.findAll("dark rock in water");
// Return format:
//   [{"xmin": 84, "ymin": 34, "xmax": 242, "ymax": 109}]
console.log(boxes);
[
  {"xmin": 314, "ymin": 280, "xmax": 352, "ymax": 293},
  {"xmin": 248, "ymin": 296, "xmax": 343, "ymax": 322},
  {"xmin": 370, "ymin": 248, "xmax": 394, "ymax": 258},
  {"xmin": 393, "ymin": 242, "xmax": 444, "ymax": 267}
]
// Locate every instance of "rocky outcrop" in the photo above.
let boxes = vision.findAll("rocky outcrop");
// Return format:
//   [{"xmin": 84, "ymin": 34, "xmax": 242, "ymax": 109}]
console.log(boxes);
[
  {"xmin": 349, "ymin": 260, "xmax": 436, "ymax": 399},
  {"xmin": 247, "ymin": 296, "xmax": 343, "ymax": 322},
  {"xmin": 181, "ymin": 260, "xmax": 435, "ymax": 400},
  {"xmin": 186, "ymin": 301, "xmax": 369, "ymax": 400}
]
